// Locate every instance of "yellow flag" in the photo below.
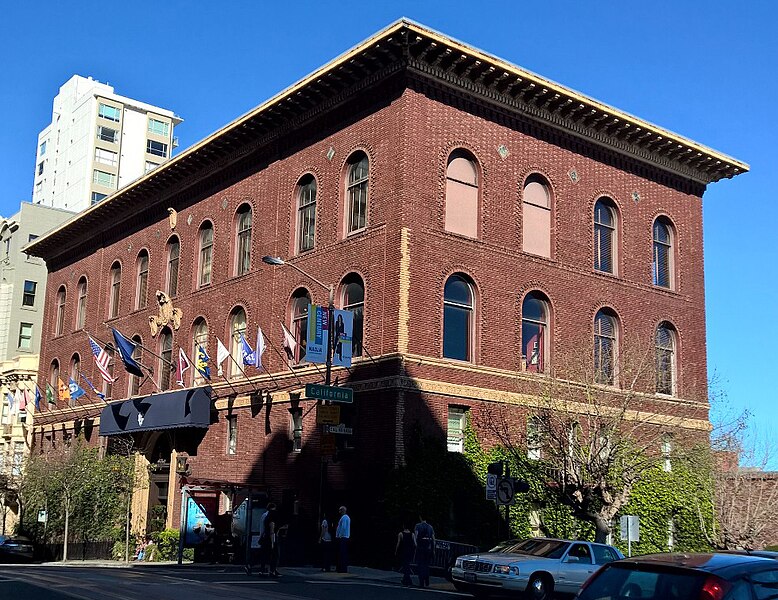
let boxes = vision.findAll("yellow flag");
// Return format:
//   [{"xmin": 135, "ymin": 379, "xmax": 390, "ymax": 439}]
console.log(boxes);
[{"xmin": 58, "ymin": 377, "xmax": 71, "ymax": 402}]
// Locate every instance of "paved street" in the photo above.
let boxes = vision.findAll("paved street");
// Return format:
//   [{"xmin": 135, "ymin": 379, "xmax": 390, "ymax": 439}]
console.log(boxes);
[{"xmin": 0, "ymin": 564, "xmax": 467, "ymax": 600}]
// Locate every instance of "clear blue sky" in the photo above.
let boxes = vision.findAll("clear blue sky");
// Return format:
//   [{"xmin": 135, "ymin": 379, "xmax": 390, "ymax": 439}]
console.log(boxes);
[{"xmin": 1, "ymin": 1, "xmax": 775, "ymax": 465}]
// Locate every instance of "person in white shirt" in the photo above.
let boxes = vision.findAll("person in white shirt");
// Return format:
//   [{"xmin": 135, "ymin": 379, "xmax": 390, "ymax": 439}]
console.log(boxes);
[{"xmin": 335, "ymin": 505, "xmax": 351, "ymax": 572}]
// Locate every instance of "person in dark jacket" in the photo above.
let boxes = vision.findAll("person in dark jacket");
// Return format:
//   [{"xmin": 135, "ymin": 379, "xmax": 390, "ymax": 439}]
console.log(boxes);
[
  {"xmin": 395, "ymin": 521, "xmax": 416, "ymax": 586},
  {"xmin": 414, "ymin": 514, "xmax": 436, "ymax": 588}
]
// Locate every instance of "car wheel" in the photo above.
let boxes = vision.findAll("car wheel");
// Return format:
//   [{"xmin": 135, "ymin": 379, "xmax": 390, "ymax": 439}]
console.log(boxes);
[{"xmin": 527, "ymin": 573, "xmax": 553, "ymax": 600}]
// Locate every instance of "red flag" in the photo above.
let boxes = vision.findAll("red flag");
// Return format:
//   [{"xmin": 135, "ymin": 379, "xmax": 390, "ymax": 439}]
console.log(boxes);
[{"xmin": 176, "ymin": 347, "xmax": 193, "ymax": 387}]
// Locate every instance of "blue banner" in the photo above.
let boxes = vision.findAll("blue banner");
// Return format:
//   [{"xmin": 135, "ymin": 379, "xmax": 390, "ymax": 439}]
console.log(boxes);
[
  {"xmin": 332, "ymin": 309, "xmax": 353, "ymax": 367},
  {"xmin": 306, "ymin": 303, "xmax": 329, "ymax": 364}
]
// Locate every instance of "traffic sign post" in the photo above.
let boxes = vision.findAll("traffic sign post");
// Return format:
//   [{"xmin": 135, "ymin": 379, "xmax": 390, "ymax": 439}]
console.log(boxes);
[
  {"xmin": 486, "ymin": 474, "xmax": 498, "ymax": 500},
  {"xmin": 620, "ymin": 515, "xmax": 640, "ymax": 557},
  {"xmin": 306, "ymin": 383, "xmax": 353, "ymax": 404}
]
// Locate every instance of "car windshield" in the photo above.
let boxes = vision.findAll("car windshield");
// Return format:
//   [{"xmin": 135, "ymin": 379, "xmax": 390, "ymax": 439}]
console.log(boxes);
[
  {"xmin": 578, "ymin": 563, "xmax": 708, "ymax": 600},
  {"xmin": 493, "ymin": 539, "xmax": 570, "ymax": 558}
]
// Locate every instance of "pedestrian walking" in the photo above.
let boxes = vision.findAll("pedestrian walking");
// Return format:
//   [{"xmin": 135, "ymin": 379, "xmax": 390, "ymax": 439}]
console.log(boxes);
[
  {"xmin": 414, "ymin": 514, "xmax": 435, "ymax": 588},
  {"xmin": 395, "ymin": 521, "xmax": 416, "ymax": 587},
  {"xmin": 319, "ymin": 512, "xmax": 333, "ymax": 572},
  {"xmin": 335, "ymin": 505, "xmax": 351, "ymax": 573},
  {"xmin": 259, "ymin": 503, "xmax": 280, "ymax": 576}
]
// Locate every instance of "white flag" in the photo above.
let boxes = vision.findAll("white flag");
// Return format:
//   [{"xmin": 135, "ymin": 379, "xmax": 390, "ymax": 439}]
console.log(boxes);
[
  {"xmin": 257, "ymin": 326, "xmax": 266, "ymax": 368},
  {"xmin": 281, "ymin": 323, "xmax": 297, "ymax": 360},
  {"xmin": 216, "ymin": 337, "xmax": 230, "ymax": 376}
]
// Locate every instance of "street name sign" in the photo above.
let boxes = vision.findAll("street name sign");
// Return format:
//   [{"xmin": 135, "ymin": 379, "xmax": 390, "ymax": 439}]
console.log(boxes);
[
  {"xmin": 323, "ymin": 423, "xmax": 353, "ymax": 435},
  {"xmin": 305, "ymin": 383, "xmax": 353, "ymax": 403}
]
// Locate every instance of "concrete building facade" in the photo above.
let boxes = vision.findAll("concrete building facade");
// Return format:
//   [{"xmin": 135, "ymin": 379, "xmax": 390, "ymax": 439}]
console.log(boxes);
[
  {"xmin": 27, "ymin": 21, "xmax": 746, "ymax": 553},
  {"xmin": 32, "ymin": 75, "xmax": 182, "ymax": 213}
]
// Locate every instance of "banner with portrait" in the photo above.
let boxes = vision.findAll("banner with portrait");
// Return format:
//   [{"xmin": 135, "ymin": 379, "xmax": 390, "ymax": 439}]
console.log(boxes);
[{"xmin": 332, "ymin": 309, "xmax": 353, "ymax": 367}]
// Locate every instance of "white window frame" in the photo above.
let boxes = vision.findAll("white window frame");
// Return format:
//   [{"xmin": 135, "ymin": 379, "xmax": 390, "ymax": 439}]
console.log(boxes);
[{"xmin": 447, "ymin": 406, "xmax": 467, "ymax": 453}]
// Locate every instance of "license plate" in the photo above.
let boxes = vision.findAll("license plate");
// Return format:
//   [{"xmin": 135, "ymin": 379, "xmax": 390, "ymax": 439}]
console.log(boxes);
[{"xmin": 464, "ymin": 572, "xmax": 477, "ymax": 582}]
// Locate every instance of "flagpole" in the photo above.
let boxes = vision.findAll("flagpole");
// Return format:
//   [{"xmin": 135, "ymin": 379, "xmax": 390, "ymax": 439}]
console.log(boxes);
[
  {"xmin": 225, "ymin": 346, "xmax": 259, "ymax": 393},
  {"xmin": 266, "ymin": 329, "xmax": 303, "ymax": 385},
  {"xmin": 87, "ymin": 329, "xmax": 157, "ymax": 378}
]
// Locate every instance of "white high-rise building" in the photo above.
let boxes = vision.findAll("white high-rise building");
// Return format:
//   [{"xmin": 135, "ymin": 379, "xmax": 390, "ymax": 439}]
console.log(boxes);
[{"xmin": 31, "ymin": 75, "xmax": 182, "ymax": 213}]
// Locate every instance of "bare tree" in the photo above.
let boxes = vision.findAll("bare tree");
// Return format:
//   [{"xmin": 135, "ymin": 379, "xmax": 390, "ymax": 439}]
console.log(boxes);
[{"xmin": 478, "ymin": 335, "xmax": 707, "ymax": 543}]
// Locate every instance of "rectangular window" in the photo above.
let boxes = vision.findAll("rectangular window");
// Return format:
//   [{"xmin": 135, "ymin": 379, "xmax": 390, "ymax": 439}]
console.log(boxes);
[
  {"xmin": 146, "ymin": 139, "xmax": 168, "ymax": 158},
  {"xmin": 18, "ymin": 322, "xmax": 33, "ymax": 350},
  {"xmin": 39, "ymin": 140, "xmax": 47, "ymax": 155},
  {"xmin": 38, "ymin": 161, "xmax": 44, "ymax": 175},
  {"xmin": 12, "ymin": 442, "xmax": 24, "ymax": 476},
  {"xmin": 145, "ymin": 161, "xmax": 160, "ymax": 173},
  {"xmin": 98, "ymin": 103, "xmax": 121, "ymax": 122},
  {"xmin": 447, "ymin": 406, "xmax": 467, "ymax": 453},
  {"xmin": 91, "ymin": 192, "xmax": 108, "ymax": 204},
  {"xmin": 290, "ymin": 411, "xmax": 303, "ymax": 452},
  {"xmin": 148, "ymin": 118, "xmax": 169, "ymax": 137},
  {"xmin": 94, "ymin": 147, "xmax": 118, "ymax": 166},
  {"xmin": 22, "ymin": 280, "xmax": 36, "ymax": 306},
  {"xmin": 662, "ymin": 436, "xmax": 673, "ymax": 472},
  {"xmin": 93, "ymin": 170, "xmax": 116, "ymax": 188},
  {"xmin": 527, "ymin": 417, "xmax": 543, "ymax": 460},
  {"xmin": 35, "ymin": 181, "xmax": 42, "ymax": 195},
  {"xmin": 96, "ymin": 126, "xmax": 118, "ymax": 143},
  {"xmin": 227, "ymin": 416, "xmax": 237, "ymax": 455}
]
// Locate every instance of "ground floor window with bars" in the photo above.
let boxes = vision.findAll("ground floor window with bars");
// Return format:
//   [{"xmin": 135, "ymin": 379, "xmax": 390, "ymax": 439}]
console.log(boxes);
[{"xmin": 447, "ymin": 406, "xmax": 468, "ymax": 453}]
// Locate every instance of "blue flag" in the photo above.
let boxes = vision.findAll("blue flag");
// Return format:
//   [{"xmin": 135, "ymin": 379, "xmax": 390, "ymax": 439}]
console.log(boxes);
[
  {"xmin": 68, "ymin": 378, "xmax": 86, "ymax": 400},
  {"xmin": 195, "ymin": 343, "xmax": 211, "ymax": 380},
  {"xmin": 240, "ymin": 334, "xmax": 256, "ymax": 366},
  {"xmin": 5, "ymin": 392, "xmax": 13, "ymax": 412},
  {"xmin": 111, "ymin": 328, "xmax": 144, "ymax": 378},
  {"xmin": 80, "ymin": 373, "xmax": 106, "ymax": 400},
  {"xmin": 34, "ymin": 387, "xmax": 42, "ymax": 411}
]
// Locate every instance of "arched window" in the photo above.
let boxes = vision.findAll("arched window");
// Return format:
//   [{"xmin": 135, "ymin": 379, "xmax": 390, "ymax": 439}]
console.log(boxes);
[
  {"xmin": 522, "ymin": 175, "xmax": 552, "ymax": 257},
  {"xmin": 445, "ymin": 150, "xmax": 479, "ymax": 238},
  {"xmin": 198, "ymin": 221, "xmax": 214, "ymax": 287},
  {"xmin": 159, "ymin": 327, "xmax": 173, "ymax": 390},
  {"xmin": 192, "ymin": 318, "xmax": 209, "ymax": 385},
  {"xmin": 166, "ymin": 236, "xmax": 180, "ymax": 297},
  {"xmin": 340, "ymin": 274, "xmax": 364, "ymax": 358},
  {"xmin": 75, "ymin": 277, "xmax": 87, "ymax": 330},
  {"xmin": 297, "ymin": 175, "xmax": 316, "ymax": 253},
  {"xmin": 136, "ymin": 250, "xmax": 149, "ymax": 309},
  {"xmin": 102, "ymin": 359, "xmax": 115, "ymax": 400},
  {"xmin": 594, "ymin": 309, "xmax": 618, "ymax": 385},
  {"xmin": 653, "ymin": 218, "xmax": 674, "ymax": 289},
  {"xmin": 594, "ymin": 199, "xmax": 617, "ymax": 274},
  {"xmin": 49, "ymin": 359, "xmax": 60, "ymax": 404},
  {"xmin": 289, "ymin": 289, "xmax": 311, "ymax": 363},
  {"xmin": 443, "ymin": 274, "xmax": 475, "ymax": 361},
  {"xmin": 108, "ymin": 263, "xmax": 121, "ymax": 319},
  {"xmin": 522, "ymin": 292, "xmax": 549, "ymax": 373},
  {"xmin": 235, "ymin": 205, "xmax": 252, "ymax": 276},
  {"xmin": 128, "ymin": 335, "xmax": 143, "ymax": 396},
  {"xmin": 228, "ymin": 308, "xmax": 247, "ymax": 378},
  {"xmin": 346, "ymin": 152, "xmax": 368, "ymax": 234},
  {"xmin": 55, "ymin": 286, "xmax": 66, "ymax": 336},
  {"xmin": 656, "ymin": 322, "xmax": 677, "ymax": 395}
]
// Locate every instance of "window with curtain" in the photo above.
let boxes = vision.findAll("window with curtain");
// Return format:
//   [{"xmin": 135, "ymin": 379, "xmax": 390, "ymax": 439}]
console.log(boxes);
[
  {"xmin": 192, "ymin": 318, "xmax": 209, "ymax": 384},
  {"xmin": 198, "ymin": 222, "xmax": 214, "ymax": 287},
  {"xmin": 655, "ymin": 322, "xmax": 676, "ymax": 395},
  {"xmin": 166, "ymin": 237, "xmax": 180, "ymax": 297},
  {"xmin": 129, "ymin": 335, "xmax": 143, "ymax": 396},
  {"xmin": 159, "ymin": 328, "xmax": 173, "ymax": 390},
  {"xmin": 235, "ymin": 205, "xmax": 252, "ymax": 276},
  {"xmin": 594, "ymin": 309, "xmax": 618, "ymax": 385},
  {"xmin": 136, "ymin": 250, "xmax": 149, "ymax": 309},
  {"xmin": 447, "ymin": 406, "xmax": 467, "ymax": 452},
  {"xmin": 55, "ymin": 286, "xmax": 66, "ymax": 336},
  {"xmin": 290, "ymin": 290, "xmax": 311, "ymax": 363},
  {"xmin": 522, "ymin": 175, "xmax": 552, "ymax": 257},
  {"xmin": 445, "ymin": 150, "xmax": 479, "ymax": 238},
  {"xmin": 340, "ymin": 274, "xmax": 364, "ymax": 357},
  {"xmin": 653, "ymin": 218, "xmax": 674, "ymax": 288},
  {"xmin": 527, "ymin": 416, "xmax": 544, "ymax": 460},
  {"xmin": 76, "ymin": 277, "xmax": 87, "ymax": 330},
  {"xmin": 229, "ymin": 308, "xmax": 247, "ymax": 378},
  {"xmin": 443, "ymin": 274, "xmax": 474, "ymax": 361},
  {"xmin": 346, "ymin": 153, "xmax": 368, "ymax": 233},
  {"xmin": 108, "ymin": 263, "xmax": 121, "ymax": 318},
  {"xmin": 102, "ymin": 361, "xmax": 114, "ymax": 401},
  {"xmin": 594, "ymin": 199, "xmax": 617, "ymax": 274},
  {"xmin": 50, "ymin": 360, "xmax": 60, "ymax": 403},
  {"xmin": 297, "ymin": 175, "xmax": 317, "ymax": 253},
  {"xmin": 522, "ymin": 292, "xmax": 549, "ymax": 373}
]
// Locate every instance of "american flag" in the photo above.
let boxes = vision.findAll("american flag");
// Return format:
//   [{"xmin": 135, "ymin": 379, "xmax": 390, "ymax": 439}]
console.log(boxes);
[{"xmin": 89, "ymin": 336, "xmax": 115, "ymax": 383}]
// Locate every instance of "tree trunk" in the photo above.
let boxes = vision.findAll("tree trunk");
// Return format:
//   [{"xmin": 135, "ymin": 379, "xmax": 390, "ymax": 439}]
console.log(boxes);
[{"xmin": 593, "ymin": 515, "xmax": 611, "ymax": 544}]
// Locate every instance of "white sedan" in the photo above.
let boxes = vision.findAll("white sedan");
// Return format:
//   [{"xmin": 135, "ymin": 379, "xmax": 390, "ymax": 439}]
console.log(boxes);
[{"xmin": 451, "ymin": 537, "xmax": 623, "ymax": 599}]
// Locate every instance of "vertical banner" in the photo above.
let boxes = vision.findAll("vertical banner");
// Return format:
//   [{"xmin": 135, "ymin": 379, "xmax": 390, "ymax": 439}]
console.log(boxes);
[
  {"xmin": 332, "ymin": 309, "xmax": 353, "ymax": 367},
  {"xmin": 184, "ymin": 496, "xmax": 213, "ymax": 546},
  {"xmin": 305, "ymin": 303, "xmax": 329, "ymax": 364}
]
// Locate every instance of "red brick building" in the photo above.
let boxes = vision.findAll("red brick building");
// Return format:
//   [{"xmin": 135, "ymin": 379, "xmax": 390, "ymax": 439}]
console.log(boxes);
[{"xmin": 27, "ymin": 20, "xmax": 746, "ymax": 554}]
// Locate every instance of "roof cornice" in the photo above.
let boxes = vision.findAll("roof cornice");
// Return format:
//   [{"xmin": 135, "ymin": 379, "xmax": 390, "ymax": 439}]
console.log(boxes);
[{"xmin": 26, "ymin": 19, "xmax": 747, "ymax": 263}]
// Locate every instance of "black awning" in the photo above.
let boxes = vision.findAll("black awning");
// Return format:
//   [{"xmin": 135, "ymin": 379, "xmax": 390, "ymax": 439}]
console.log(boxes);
[{"xmin": 99, "ymin": 387, "xmax": 212, "ymax": 436}]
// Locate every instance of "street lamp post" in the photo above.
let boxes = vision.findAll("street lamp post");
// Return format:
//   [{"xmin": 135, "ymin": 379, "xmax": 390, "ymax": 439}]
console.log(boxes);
[{"xmin": 261, "ymin": 256, "xmax": 335, "ymax": 385}]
